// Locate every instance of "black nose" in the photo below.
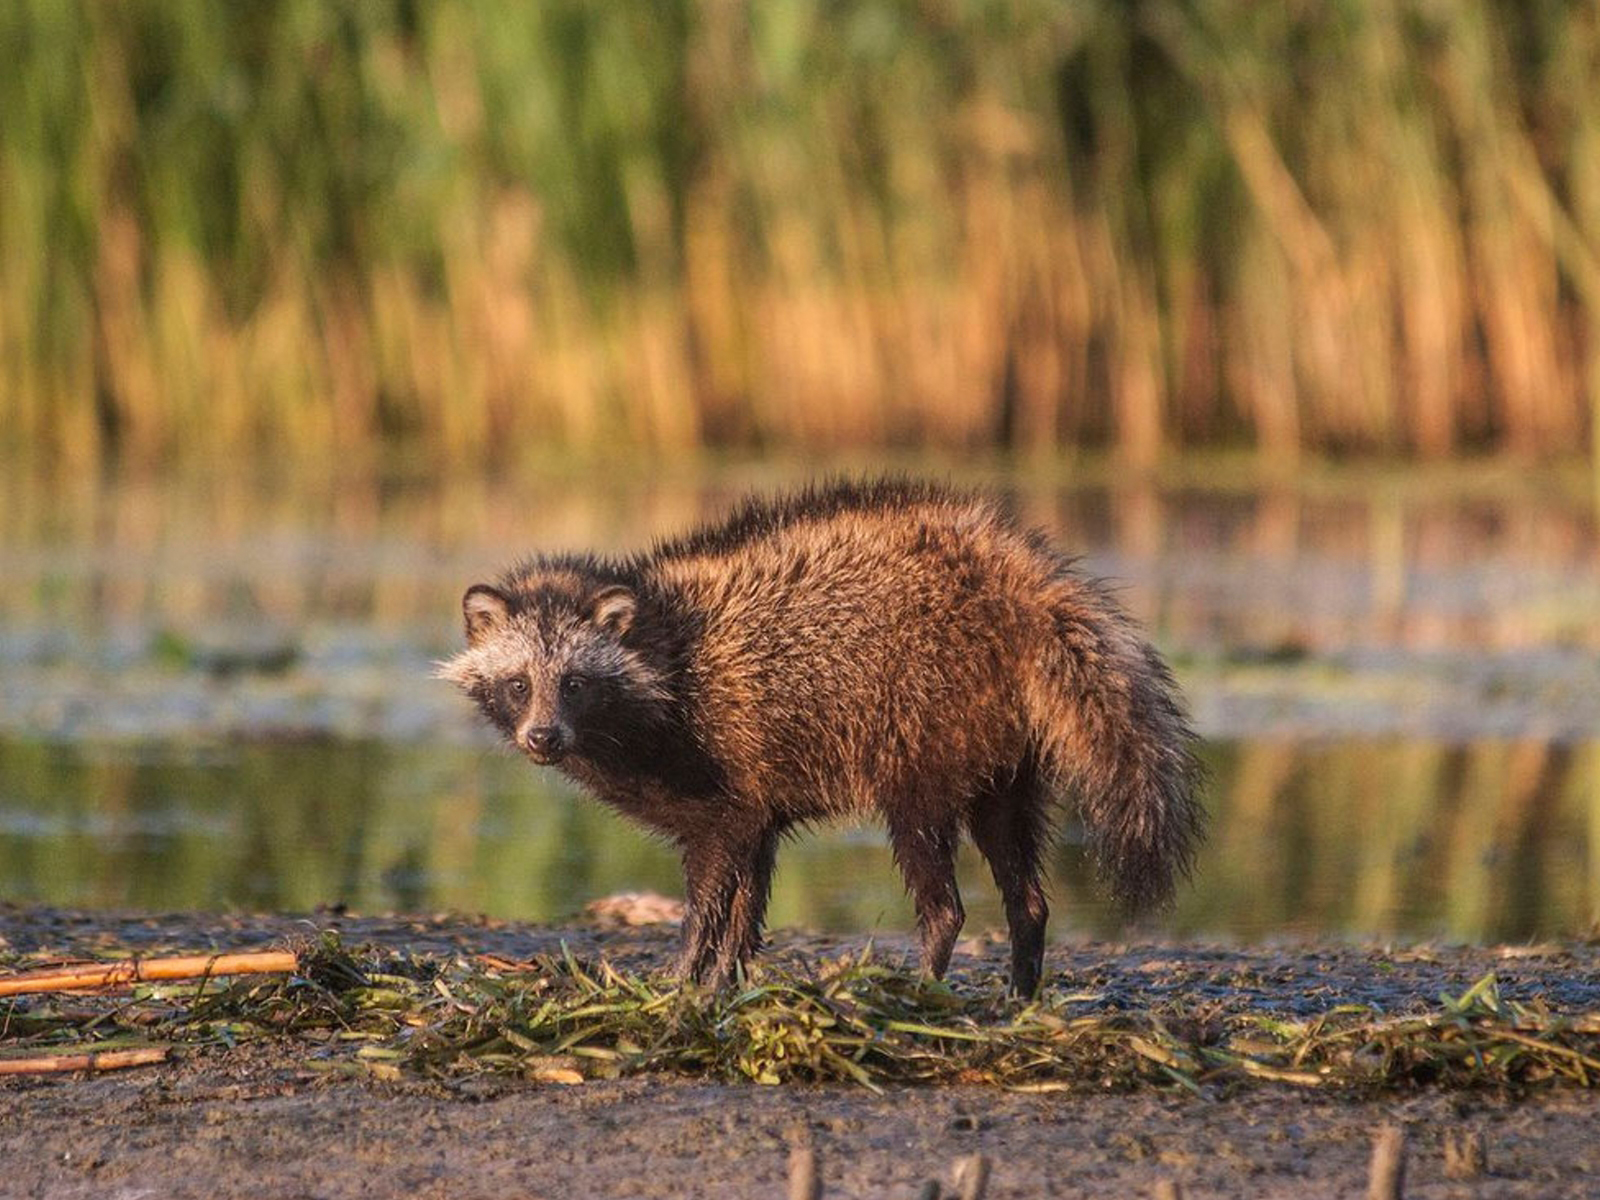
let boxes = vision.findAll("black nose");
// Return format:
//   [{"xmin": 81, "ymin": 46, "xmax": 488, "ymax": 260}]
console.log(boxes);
[{"xmin": 524, "ymin": 726, "xmax": 565, "ymax": 757}]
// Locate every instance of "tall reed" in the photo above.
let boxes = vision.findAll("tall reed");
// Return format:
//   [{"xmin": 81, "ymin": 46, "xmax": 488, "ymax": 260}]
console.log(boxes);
[{"xmin": 1, "ymin": 0, "xmax": 1597, "ymax": 467}]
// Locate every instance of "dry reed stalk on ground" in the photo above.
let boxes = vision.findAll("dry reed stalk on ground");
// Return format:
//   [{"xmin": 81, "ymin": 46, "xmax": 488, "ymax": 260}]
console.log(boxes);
[
  {"xmin": 0, "ymin": 1046, "xmax": 169, "ymax": 1075},
  {"xmin": 0, "ymin": 951, "xmax": 299, "ymax": 996}
]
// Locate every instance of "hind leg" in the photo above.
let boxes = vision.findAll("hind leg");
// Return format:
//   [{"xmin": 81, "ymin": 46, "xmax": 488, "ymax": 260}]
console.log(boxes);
[
  {"xmin": 887, "ymin": 817, "xmax": 964, "ymax": 980},
  {"xmin": 968, "ymin": 765, "xmax": 1052, "ymax": 997}
]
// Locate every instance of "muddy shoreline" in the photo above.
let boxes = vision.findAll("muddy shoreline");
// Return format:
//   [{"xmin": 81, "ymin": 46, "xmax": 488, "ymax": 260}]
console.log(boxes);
[
  {"xmin": 5, "ymin": 908, "xmax": 1600, "ymax": 1197},
  {"xmin": 13, "ymin": 1055, "xmax": 1600, "ymax": 1199},
  {"xmin": 6, "ymin": 905, "xmax": 1600, "ymax": 1017}
]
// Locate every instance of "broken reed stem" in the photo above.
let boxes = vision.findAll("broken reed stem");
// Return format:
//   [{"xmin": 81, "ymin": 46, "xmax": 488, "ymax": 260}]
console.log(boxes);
[
  {"xmin": 1366, "ymin": 1125, "xmax": 1407, "ymax": 1200},
  {"xmin": 955, "ymin": 1153, "xmax": 991, "ymax": 1200},
  {"xmin": 0, "ymin": 951, "xmax": 299, "ymax": 996},
  {"xmin": 787, "ymin": 1146, "xmax": 821, "ymax": 1200},
  {"xmin": 0, "ymin": 1046, "xmax": 169, "ymax": 1075}
]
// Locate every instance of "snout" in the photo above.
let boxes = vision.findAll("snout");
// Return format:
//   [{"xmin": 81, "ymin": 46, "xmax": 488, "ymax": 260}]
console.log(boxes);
[{"xmin": 523, "ymin": 725, "xmax": 567, "ymax": 763}]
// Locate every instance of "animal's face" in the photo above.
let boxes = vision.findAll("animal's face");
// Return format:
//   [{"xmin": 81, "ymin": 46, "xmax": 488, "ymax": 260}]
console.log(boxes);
[{"xmin": 437, "ymin": 578, "xmax": 665, "ymax": 766}]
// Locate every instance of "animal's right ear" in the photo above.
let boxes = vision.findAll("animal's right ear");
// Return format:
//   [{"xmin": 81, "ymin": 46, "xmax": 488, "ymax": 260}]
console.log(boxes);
[{"xmin": 462, "ymin": 585, "xmax": 510, "ymax": 646}]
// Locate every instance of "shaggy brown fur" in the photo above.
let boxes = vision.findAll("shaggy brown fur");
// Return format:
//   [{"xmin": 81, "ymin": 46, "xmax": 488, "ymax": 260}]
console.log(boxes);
[{"xmin": 439, "ymin": 479, "xmax": 1205, "ymax": 995}]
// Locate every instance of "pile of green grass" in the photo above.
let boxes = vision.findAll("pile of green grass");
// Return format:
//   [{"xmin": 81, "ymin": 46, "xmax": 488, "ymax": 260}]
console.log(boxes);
[{"xmin": 5, "ymin": 935, "xmax": 1599, "ymax": 1092}]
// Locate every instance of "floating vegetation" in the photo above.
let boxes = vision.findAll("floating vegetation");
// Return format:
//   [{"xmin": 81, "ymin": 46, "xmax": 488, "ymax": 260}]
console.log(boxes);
[{"xmin": 4, "ymin": 935, "xmax": 1600, "ymax": 1092}]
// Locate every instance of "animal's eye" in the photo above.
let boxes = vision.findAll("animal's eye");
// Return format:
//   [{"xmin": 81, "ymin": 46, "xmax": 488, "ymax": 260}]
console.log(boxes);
[
  {"xmin": 560, "ymin": 674, "xmax": 587, "ymax": 698},
  {"xmin": 508, "ymin": 678, "xmax": 529, "ymax": 698}
]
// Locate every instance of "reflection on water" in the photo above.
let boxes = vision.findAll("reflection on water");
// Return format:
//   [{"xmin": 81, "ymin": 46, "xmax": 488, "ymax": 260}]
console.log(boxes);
[
  {"xmin": 1, "ymin": 466, "xmax": 1596, "ymax": 653},
  {"xmin": 0, "ymin": 464, "xmax": 1597, "ymax": 941},
  {"xmin": 0, "ymin": 736, "xmax": 1594, "ymax": 943}
]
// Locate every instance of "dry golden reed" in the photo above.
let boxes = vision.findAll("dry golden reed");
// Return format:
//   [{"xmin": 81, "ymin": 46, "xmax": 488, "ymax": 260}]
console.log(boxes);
[{"xmin": 2, "ymin": 1, "xmax": 1598, "ymax": 468}]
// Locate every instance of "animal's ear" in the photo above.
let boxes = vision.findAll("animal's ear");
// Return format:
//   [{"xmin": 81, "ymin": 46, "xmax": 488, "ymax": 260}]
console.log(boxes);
[
  {"xmin": 462, "ymin": 585, "xmax": 510, "ymax": 646},
  {"xmin": 588, "ymin": 585, "xmax": 636, "ymax": 636}
]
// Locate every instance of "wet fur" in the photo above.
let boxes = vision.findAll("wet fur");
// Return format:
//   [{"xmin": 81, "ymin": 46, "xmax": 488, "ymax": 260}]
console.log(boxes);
[{"xmin": 439, "ymin": 479, "xmax": 1205, "ymax": 994}]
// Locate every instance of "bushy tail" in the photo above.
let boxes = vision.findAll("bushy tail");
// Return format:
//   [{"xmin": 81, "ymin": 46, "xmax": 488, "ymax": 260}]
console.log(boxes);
[{"xmin": 1023, "ymin": 574, "xmax": 1206, "ymax": 912}]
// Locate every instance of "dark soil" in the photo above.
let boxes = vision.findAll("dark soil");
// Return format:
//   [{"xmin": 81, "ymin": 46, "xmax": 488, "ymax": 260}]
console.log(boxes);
[{"xmin": 5, "ymin": 906, "xmax": 1600, "ymax": 1199}]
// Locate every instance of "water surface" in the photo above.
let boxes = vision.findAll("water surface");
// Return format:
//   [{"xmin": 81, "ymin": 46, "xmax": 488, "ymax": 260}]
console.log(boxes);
[
  {"xmin": 1, "ymin": 465, "xmax": 1596, "ymax": 942},
  {"xmin": 1, "ymin": 735, "xmax": 1595, "ymax": 943}
]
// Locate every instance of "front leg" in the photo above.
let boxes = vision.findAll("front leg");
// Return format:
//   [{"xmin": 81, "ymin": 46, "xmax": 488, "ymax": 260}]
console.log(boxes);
[
  {"xmin": 673, "ymin": 820, "xmax": 782, "ymax": 988},
  {"xmin": 710, "ymin": 824, "xmax": 782, "ymax": 986},
  {"xmin": 673, "ymin": 845, "xmax": 722, "ymax": 984}
]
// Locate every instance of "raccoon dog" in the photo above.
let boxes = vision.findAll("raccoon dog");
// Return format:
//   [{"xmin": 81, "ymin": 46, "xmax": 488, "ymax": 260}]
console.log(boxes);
[{"xmin": 439, "ymin": 480, "xmax": 1204, "ymax": 995}]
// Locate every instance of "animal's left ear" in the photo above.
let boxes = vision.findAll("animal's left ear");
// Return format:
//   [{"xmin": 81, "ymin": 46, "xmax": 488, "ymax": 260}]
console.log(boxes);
[{"xmin": 589, "ymin": 585, "xmax": 636, "ymax": 636}]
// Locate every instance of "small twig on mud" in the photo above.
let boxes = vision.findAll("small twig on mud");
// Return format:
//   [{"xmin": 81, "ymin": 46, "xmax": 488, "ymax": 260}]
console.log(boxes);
[
  {"xmin": 1366, "ymin": 1124, "xmax": 1406, "ymax": 1200},
  {"xmin": 0, "ymin": 951, "xmax": 299, "ymax": 996},
  {"xmin": 0, "ymin": 1046, "xmax": 169, "ymax": 1075}
]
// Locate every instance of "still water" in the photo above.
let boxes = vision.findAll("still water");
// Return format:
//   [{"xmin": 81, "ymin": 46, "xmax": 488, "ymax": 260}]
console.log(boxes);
[
  {"xmin": 0, "ymin": 736, "xmax": 1596, "ymax": 943},
  {"xmin": 1, "ymin": 463, "xmax": 1597, "ymax": 942}
]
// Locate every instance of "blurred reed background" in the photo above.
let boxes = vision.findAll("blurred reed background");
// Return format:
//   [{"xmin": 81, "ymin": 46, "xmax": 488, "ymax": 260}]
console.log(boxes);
[{"xmin": 4, "ymin": 0, "xmax": 1600, "ymax": 470}]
